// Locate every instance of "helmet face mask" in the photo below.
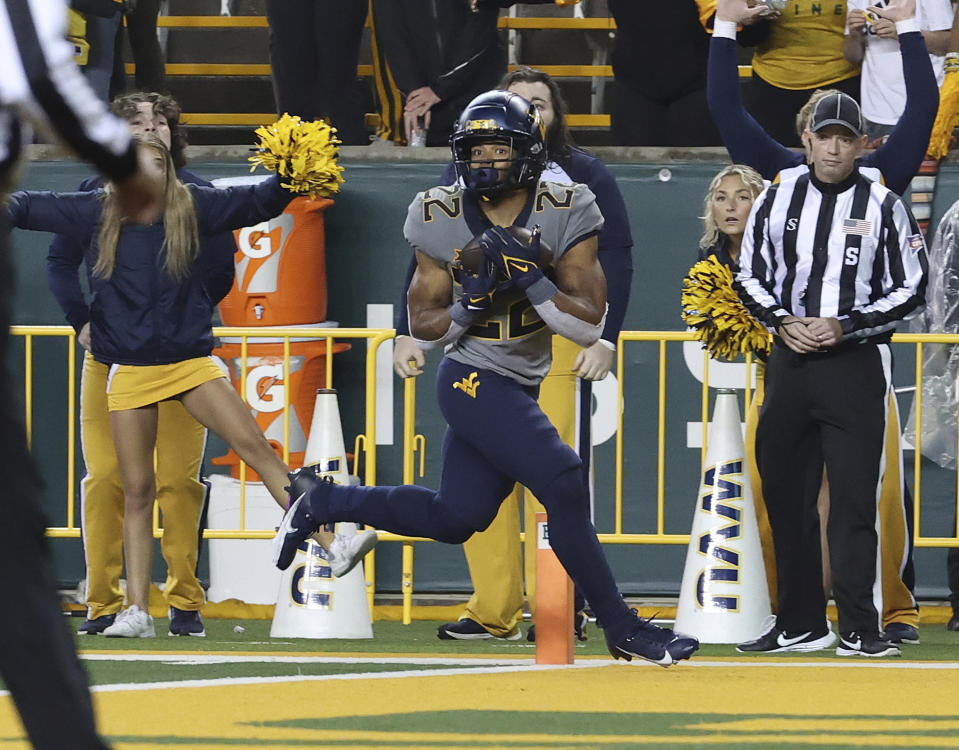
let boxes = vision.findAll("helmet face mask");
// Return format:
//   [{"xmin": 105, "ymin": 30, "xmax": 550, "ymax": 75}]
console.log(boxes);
[{"xmin": 451, "ymin": 91, "xmax": 547, "ymax": 201}]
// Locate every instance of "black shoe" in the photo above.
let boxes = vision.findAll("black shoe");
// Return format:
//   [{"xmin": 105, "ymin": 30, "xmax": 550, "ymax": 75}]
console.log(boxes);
[
  {"xmin": 946, "ymin": 615, "xmax": 959, "ymax": 632},
  {"xmin": 574, "ymin": 610, "xmax": 588, "ymax": 642},
  {"xmin": 835, "ymin": 631, "xmax": 901, "ymax": 657},
  {"xmin": 168, "ymin": 606, "xmax": 206, "ymax": 637},
  {"xmin": 77, "ymin": 613, "xmax": 116, "ymax": 635},
  {"xmin": 883, "ymin": 622, "xmax": 919, "ymax": 645},
  {"xmin": 606, "ymin": 615, "xmax": 699, "ymax": 667},
  {"xmin": 272, "ymin": 470, "xmax": 333, "ymax": 570},
  {"xmin": 437, "ymin": 618, "xmax": 520, "ymax": 641},
  {"xmin": 737, "ymin": 626, "xmax": 836, "ymax": 653},
  {"xmin": 526, "ymin": 612, "xmax": 589, "ymax": 643}
]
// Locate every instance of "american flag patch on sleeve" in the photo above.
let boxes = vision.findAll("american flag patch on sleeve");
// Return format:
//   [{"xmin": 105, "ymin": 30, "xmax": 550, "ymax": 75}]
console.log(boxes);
[{"xmin": 842, "ymin": 218, "xmax": 872, "ymax": 235}]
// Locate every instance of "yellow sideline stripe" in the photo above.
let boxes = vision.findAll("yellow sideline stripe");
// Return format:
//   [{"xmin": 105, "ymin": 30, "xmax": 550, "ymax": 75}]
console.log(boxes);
[{"xmin": 1, "ymin": 663, "xmax": 955, "ymax": 748}]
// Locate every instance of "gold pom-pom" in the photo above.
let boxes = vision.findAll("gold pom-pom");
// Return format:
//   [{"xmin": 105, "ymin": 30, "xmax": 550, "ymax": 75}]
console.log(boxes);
[
  {"xmin": 927, "ymin": 65, "xmax": 959, "ymax": 161},
  {"xmin": 681, "ymin": 255, "xmax": 772, "ymax": 361},
  {"xmin": 249, "ymin": 114, "xmax": 345, "ymax": 198}
]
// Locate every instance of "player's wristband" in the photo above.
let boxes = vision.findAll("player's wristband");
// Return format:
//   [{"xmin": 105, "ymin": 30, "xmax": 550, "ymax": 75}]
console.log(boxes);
[
  {"xmin": 518, "ymin": 270, "xmax": 554, "ymax": 300},
  {"xmin": 713, "ymin": 18, "xmax": 737, "ymax": 39},
  {"xmin": 895, "ymin": 17, "xmax": 919, "ymax": 34}
]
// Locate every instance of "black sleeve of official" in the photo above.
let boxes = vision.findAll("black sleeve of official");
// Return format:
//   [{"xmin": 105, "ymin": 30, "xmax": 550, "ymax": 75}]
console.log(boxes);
[{"xmin": 3, "ymin": 0, "xmax": 137, "ymax": 183}]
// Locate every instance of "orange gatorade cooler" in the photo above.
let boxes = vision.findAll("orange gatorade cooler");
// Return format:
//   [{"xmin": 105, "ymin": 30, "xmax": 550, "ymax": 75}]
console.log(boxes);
[
  {"xmin": 213, "ymin": 176, "xmax": 332, "ymax": 326},
  {"xmin": 211, "ymin": 329, "xmax": 350, "ymax": 480}
]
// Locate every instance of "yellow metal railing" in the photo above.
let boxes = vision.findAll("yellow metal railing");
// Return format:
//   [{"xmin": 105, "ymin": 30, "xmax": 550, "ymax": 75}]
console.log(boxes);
[{"xmin": 13, "ymin": 326, "xmax": 959, "ymax": 621}]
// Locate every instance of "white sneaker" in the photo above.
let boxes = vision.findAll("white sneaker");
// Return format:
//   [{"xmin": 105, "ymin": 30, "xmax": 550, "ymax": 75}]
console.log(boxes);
[
  {"xmin": 102, "ymin": 605, "xmax": 155, "ymax": 638},
  {"xmin": 327, "ymin": 529, "xmax": 378, "ymax": 577}
]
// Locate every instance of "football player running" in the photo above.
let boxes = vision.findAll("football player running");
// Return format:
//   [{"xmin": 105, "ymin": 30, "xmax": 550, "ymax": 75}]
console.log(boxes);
[{"xmin": 273, "ymin": 90, "xmax": 699, "ymax": 666}]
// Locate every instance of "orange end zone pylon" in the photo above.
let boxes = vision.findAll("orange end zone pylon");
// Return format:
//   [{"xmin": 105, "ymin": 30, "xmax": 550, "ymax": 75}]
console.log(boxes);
[{"xmin": 534, "ymin": 512, "xmax": 574, "ymax": 665}]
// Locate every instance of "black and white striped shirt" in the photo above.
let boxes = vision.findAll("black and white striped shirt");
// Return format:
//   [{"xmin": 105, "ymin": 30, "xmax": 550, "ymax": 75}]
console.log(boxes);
[
  {"xmin": 736, "ymin": 164, "xmax": 928, "ymax": 342},
  {"xmin": 0, "ymin": 0, "xmax": 135, "ymax": 186}
]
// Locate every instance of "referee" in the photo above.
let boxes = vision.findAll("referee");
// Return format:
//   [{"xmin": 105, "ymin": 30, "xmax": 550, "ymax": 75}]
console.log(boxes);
[
  {"xmin": 0, "ymin": 1, "xmax": 160, "ymax": 747},
  {"xmin": 735, "ymin": 92, "xmax": 928, "ymax": 658}
]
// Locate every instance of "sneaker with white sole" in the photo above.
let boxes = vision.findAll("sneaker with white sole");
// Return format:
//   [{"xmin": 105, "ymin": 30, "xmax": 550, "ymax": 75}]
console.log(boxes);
[
  {"xmin": 606, "ymin": 614, "xmax": 699, "ymax": 667},
  {"xmin": 168, "ymin": 606, "xmax": 206, "ymax": 637},
  {"xmin": 273, "ymin": 470, "xmax": 333, "ymax": 570},
  {"xmin": 737, "ymin": 626, "xmax": 836, "ymax": 653},
  {"xmin": 836, "ymin": 631, "xmax": 901, "ymax": 657},
  {"xmin": 77, "ymin": 613, "xmax": 116, "ymax": 635},
  {"xmin": 437, "ymin": 617, "xmax": 521, "ymax": 641},
  {"xmin": 327, "ymin": 528, "xmax": 378, "ymax": 577},
  {"xmin": 102, "ymin": 605, "xmax": 155, "ymax": 638},
  {"xmin": 883, "ymin": 622, "xmax": 919, "ymax": 645}
]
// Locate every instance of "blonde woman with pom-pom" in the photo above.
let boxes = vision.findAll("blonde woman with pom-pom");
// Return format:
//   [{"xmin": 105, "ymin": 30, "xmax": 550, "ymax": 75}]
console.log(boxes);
[{"xmin": 7, "ymin": 136, "xmax": 375, "ymax": 638}]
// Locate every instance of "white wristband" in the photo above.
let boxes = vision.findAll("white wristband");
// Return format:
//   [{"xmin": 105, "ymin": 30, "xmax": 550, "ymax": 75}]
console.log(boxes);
[
  {"xmin": 713, "ymin": 18, "xmax": 738, "ymax": 40},
  {"xmin": 896, "ymin": 17, "xmax": 920, "ymax": 34}
]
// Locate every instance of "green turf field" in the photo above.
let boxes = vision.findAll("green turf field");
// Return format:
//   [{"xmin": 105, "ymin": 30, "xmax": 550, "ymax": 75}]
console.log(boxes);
[{"xmin": 1, "ymin": 618, "xmax": 957, "ymax": 749}]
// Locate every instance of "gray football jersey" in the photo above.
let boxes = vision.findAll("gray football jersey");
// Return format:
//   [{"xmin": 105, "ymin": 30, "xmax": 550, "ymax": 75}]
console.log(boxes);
[{"xmin": 403, "ymin": 181, "xmax": 604, "ymax": 385}]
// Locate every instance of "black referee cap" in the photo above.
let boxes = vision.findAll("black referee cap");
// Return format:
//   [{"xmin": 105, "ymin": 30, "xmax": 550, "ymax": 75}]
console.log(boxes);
[{"xmin": 809, "ymin": 92, "xmax": 864, "ymax": 138}]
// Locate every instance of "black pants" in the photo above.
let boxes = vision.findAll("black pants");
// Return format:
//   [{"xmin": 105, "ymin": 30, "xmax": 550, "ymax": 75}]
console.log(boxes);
[
  {"xmin": 0, "ymin": 225, "xmax": 109, "ymax": 749},
  {"xmin": 110, "ymin": 0, "xmax": 165, "ymax": 97},
  {"xmin": 746, "ymin": 73, "xmax": 861, "ymax": 148},
  {"xmin": 611, "ymin": 82, "xmax": 719, "ymax": 146},
  {"xmin": 758, "ymin": 342, "xmax": 889, "ymax": 635},
  {"xmin": 265, "ymin": 0, "xmax": 369, "ymax": 144}
]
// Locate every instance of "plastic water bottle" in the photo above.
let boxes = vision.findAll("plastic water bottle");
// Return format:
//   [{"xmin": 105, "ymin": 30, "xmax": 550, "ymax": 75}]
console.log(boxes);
[{"xmin": 409, "ymin": 116, "xmax": 427, "ymax": 147}]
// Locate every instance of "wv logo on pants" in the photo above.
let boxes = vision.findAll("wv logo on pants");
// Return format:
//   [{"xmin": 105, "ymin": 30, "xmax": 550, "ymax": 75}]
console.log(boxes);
[{"xmin": 452, "ymin": 371, "xmax": 481, "ymax": 398}]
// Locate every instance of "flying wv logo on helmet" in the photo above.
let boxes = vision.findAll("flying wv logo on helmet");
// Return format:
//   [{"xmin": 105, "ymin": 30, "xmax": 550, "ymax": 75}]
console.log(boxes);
[{"xmin": 451, "ymin": 90, "xmax": 548, "ymax": 202}]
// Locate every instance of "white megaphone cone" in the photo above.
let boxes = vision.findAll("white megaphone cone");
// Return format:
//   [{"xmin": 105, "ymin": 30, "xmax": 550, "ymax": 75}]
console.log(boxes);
[
  {"xmin": 270, "ymin": 388, "xmax": 374, "ymax": 638},
  {"xmin": 674, "ymin": 389, "xmax": 771, "ymax": 643}
]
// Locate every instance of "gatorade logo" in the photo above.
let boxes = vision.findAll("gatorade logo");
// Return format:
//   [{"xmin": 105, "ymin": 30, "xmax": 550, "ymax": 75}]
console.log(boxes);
[
  {"xmin": 695, "ymin": 459, "xmax": 744, "ymax": 612},
  {"xmin": 235, "ymin": 213, "xmax": 295, "ymax": 293},
  {"xmin": 245, "ymin": 364, "xmax": 286, "ymax": 413}
]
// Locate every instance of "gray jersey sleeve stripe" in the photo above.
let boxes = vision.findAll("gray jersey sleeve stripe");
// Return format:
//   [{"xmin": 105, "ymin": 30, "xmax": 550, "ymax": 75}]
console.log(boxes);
[{"xmin": 3, "ymin": 0, "xmax": 136, "ymax": 181}]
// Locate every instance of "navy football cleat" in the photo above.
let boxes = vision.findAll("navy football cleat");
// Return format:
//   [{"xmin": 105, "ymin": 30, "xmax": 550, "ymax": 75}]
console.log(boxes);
[
  {"xmin": 272, "ymin": 470, "xmax": 333, "ymax": 571},
  {"xmin": 606, "ymin": 615, "xmax": 699, "ymax": 667}
]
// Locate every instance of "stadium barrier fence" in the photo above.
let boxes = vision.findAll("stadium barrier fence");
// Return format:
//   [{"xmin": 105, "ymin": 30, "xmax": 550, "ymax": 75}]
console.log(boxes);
[{"xmin": 12, "ymin": 325, "xmax": 959, "ymax": 623}]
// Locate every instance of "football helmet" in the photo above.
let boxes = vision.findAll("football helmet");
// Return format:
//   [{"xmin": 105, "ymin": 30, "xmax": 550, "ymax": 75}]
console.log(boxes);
[{"xmin": 451, "ymin": 90, "xmax": 547, "ymax": 201}]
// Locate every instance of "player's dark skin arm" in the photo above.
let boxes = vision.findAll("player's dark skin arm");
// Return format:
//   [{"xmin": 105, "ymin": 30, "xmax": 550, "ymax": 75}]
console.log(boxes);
[
  {"xmin": 408, "ymin": 249, "xmax": 458, "ymax": 341},
  {"xmin": 549, "ymin": 235, "xmax": 607, "ymax": 325}
]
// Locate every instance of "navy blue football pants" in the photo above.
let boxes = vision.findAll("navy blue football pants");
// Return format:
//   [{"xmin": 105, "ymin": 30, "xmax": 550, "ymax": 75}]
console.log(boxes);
[{"xmin": 321, "ymin": 358, "xmax": 634, "ymax": 639}]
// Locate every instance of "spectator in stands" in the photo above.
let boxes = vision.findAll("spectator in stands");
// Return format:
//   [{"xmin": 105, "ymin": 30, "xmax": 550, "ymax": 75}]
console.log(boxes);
[
  {"xmin": 607, "ymin": 0, "xmax": 720, "ymax": 146},
  {"xmin": 370, "ymin": 0, "xmax": 505, "ymax": 146},
  {"xmin": 69, "ymin": 0, "xmax": 128, "ymax": 102},
  {"xmin": 726, "ymin": 0, "xmax": 863, "ymax": 146},
  {"xmin": 264, "ymin": 0, "xmax": 369, "ymax": 145},
  {"xmin": 11, "ymin": 137, "xmax": 376, "ymax": 639},
  {"xmin": 111, "ymin": 0, "xmax": 166, "ymax": 96},
  {"xmin": 46, "ymin": 93, "xmax": 230, "ymax": 638},
  {"xmin": 844, "ymin": 0, "xmax": 953, "ymax": 143},
  {"xmin": 393, "ymin": 67, "xmax": 634, "ymax": 642},
  {"xmin": 712, "ymin": 0, "xmax": 936, "ymax": 647}
]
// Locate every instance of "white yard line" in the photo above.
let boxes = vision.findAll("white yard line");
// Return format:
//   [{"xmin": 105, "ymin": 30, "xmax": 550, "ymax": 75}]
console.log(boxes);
[{"xmin": 4, "ymin": 655, "xmax": 954, "ymax": 698}]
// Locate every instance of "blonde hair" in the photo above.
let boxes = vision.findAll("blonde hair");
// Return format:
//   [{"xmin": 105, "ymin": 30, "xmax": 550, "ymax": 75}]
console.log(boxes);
[
  {"xmin": 699, "ymin": 164, "xmax": 765, "ymax": 250},
  {"xmin": 95, "ymin": 135, "xmax": 199, "ymax": 281},
  {"xmin": 795, "ymin": 88, "xmax": 841, "ymax": 139}
]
